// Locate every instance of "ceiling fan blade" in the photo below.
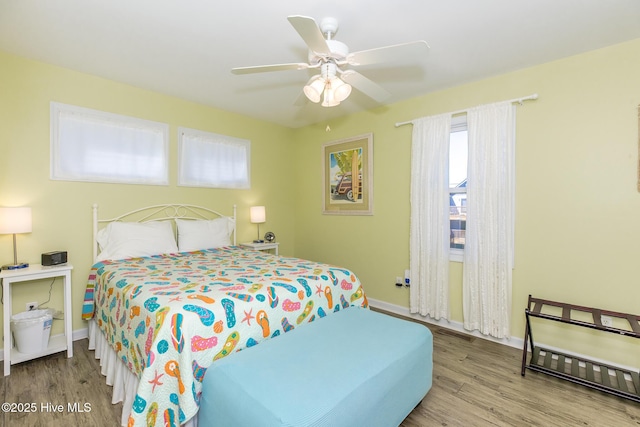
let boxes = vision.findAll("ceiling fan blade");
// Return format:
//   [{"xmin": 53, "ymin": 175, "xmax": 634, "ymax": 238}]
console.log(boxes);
[
  {"xmin": 341, "ymin": 70, "xmax": 391, "ymax": 103},
  {"xmin": 293, "ymin": 91, "xmax": 308, "ymax": 106},
  {"xmin": 231, "ymin": 62, "xmax": 310, "ymax": 75},
  {"xmin": 287, "ymin": 15, "xmax": 330, "ymax": 55},
  {"xmin": 347, "ymin": 40, "xmax": 429, "ymax": 66}
]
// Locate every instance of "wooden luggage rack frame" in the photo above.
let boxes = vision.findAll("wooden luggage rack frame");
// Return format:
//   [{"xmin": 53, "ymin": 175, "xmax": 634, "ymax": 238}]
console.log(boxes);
[{"xmin": 521, "ymin": 295, "xmax": 640, "ymax": 402}]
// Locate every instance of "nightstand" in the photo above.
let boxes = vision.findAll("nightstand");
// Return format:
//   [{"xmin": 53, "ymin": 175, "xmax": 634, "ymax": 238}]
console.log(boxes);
[
  {"xmin": 240, "ymin": 242, "xmax": 279, "ymax": 255},
  {"xmin": 0, "ymin": 264, "xmax": 73, "ymax": 376}
]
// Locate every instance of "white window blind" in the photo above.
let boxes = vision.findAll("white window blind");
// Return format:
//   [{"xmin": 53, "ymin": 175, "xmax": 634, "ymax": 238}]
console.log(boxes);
[
  {"xmin": 178, "ymin": 127, "xmax": 250, "ymax": 189},
  {"xmin": 50, "ymin": 102, "xmax": 169, "ymax": 185}
]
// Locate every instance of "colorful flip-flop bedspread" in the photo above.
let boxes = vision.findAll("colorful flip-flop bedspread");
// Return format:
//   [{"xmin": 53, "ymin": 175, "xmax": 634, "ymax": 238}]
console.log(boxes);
[{"xmin": 82, "ymin": 246, "xmax": 368, "ymax": 427}]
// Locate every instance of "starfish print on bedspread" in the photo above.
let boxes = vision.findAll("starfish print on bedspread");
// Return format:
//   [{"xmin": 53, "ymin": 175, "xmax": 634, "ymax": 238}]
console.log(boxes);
[
  {"xmin": 242, "ymin": 308, "xmax": 254, "ymax": 326},
  {"xmin": 149, "ymin": 370, "xmax": 164, "ymax": 393}
]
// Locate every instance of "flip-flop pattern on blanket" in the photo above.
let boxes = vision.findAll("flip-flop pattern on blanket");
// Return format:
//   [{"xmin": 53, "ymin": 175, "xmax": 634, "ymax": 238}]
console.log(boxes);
[{"xmin": 84, "ymin": 247, "xmax": 368, "ymax": 427}]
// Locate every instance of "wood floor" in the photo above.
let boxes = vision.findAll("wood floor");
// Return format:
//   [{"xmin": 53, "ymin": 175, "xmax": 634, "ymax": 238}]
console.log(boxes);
[
  {"xmin": 401, "ymin": 325, "xmax": 640, "ymax": 426},
  {"xmin": 0, "ymin": 316, "xmax": 638, "ymax": 427}
]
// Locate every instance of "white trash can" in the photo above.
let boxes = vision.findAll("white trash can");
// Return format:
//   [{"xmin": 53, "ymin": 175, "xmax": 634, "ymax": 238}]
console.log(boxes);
[{"xmin": 10, "ymin": 309, "xmax": 53, "ymax": 354}]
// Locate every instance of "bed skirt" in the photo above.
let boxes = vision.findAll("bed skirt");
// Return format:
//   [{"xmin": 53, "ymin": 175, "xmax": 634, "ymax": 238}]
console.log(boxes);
[{"xmin": 87, "ymin": 320, "xmax": 198, "ymax": 427}]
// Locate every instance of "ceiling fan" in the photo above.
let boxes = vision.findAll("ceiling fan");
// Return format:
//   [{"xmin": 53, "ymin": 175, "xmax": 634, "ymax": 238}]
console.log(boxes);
[{"xmin": 231, "ymin": 15, "xmax": 429, "ymax": 107}]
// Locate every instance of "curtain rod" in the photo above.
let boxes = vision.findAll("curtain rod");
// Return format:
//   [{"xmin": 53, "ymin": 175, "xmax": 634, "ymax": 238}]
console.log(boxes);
[{"xmin": 394, "ymin": 93, "xmax": 539, "ymax": 127}]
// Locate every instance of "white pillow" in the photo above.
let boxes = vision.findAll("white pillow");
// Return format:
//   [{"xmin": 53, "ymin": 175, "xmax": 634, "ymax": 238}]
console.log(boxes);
[
  {"xmin": 96, "ymin": 221, "xmax": 178, "ymax": 262},
  {"xmin": 175, "ymin": 218, "xmax": 234, "ymax": 252}
]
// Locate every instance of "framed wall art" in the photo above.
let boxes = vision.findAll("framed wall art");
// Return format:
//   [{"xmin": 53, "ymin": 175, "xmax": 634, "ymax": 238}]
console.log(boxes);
[{"xmin": 322, "ymin": 133, "xmax": 373, "ymax": 215}]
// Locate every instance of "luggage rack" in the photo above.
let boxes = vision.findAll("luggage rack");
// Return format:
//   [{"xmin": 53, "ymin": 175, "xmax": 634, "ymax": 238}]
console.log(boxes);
[{"xmin": 521, "ymin": 295, "xmax": 640, "ymax": 403}]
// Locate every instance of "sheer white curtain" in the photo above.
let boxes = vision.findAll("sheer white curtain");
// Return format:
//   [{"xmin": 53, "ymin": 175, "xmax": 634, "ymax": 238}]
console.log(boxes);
[
  {"xmin": 51, "ymin": 102, "xmax": 169, "ymax": 185},
  {"xmin": 178, "ymin": 127, "xmax": 251, "ymax": 189},
  {"xmin": 409, "ymin": 113, "xmax": 452, "ymax": 320},
  {"xmin": 463, "ymin": 101, "xmax": 516, "ymax": 339}
]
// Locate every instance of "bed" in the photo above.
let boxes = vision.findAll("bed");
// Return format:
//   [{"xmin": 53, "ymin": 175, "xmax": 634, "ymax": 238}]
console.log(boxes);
[{"xmin": 82, "ymin": 204, "xmax": 369, "ymax": 427}]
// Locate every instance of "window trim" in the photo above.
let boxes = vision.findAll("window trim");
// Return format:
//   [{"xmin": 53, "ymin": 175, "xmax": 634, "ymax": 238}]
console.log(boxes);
[{"xmin": 450, "ymin": 248, "xmax": 464, "ymax": 262}]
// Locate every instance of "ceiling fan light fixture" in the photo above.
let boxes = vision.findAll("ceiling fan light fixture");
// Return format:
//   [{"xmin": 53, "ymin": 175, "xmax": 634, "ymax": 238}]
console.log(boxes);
[
  {"xmin": 305, "ymin": 72, "xmax": 351, "ymax": 107},
  {"xmin": 303, "ymin": 75, "xmax": 324, "ymax": 103}
]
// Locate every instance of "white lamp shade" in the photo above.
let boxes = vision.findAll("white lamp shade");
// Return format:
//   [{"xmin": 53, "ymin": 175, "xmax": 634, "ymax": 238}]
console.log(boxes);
[
  {"xmin": 332, "ymin": 78, "xmax": 352, "ymax": 102},
  {"xmin": 250, "ymin": 206, "xmax": 266, "ymax": 224},
  {"xmin": 0, "ymin": 207, "xmax": 32, "ymax": 234},
  {"xmin": 321, "ymin": 86, "xmax": 340, "ymax": 107},
  {"xmin": 303, "ymin": 76, "xmax": 324, "ymax": 103}
]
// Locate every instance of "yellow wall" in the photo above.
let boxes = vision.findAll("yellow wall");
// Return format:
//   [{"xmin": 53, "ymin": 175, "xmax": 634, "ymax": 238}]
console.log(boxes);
[
  {"xmin": 293, "ymin": 38, "xmax": 640, "ymax": 367},
  {"xmin": 2, "ymin": 37, "xmax": 639, "ymax": 368},
  {"xmin": 0, "ymin": 51, "xmax": 295, "ymax": 336}
]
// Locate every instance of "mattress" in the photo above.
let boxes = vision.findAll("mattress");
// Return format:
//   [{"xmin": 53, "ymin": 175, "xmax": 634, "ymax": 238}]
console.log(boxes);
[
  {"xmin": 82, "ymin": 246, "xmax": 368, "ymax": 426},
  {"xmin": 199, "ymin": 308, "xmax": 433, "ymax": 427}
]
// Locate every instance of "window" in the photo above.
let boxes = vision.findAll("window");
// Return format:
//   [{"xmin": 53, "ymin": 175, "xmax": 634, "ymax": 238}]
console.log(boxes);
[
  {"xmin": 50, "ymin": 102, "xmax": 169, "ymax": 185},
  {"xmin": 449, "ymin": 115, "xmax": 468, "ymax": 260},
  {"xmin": 178, "ymin": 127, "xmax": 250, "ymax": 189}
]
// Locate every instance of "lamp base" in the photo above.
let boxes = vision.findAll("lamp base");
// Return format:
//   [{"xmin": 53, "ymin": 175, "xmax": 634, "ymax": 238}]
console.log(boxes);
[
  {"xmin": 2, "ymin": 262, "xmax": 29, "ymax": 270},
  {"xmin": 253, "ymin": 239, "xmax": 264, "ymax": 243}
]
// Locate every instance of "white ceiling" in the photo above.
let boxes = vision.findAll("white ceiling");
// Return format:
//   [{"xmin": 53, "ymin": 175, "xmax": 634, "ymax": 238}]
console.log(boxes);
[{"xmin": 1, "ymin": 1, "xmax": 640, "ymax": 128}]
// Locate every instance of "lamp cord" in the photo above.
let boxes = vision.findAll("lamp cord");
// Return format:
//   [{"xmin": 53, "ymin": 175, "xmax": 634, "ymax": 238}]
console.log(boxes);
[
  {"xmin": 0, "ymin": 277, "xmax": 56, "ymax": 312},
  {"xmin": 37, "ymin": 277, "xmax": 56, "ymax": 309}
]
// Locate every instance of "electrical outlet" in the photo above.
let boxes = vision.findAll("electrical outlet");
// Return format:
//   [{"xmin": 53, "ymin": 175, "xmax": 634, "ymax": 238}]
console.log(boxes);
[
  {"xmin": 26, "ymin": 301, "xmax": 37, "ymax": 311},
  {"xmin": 601, "ymin": 315, "xmax": 613, "ymax": 327},
  {"xmin": 395, "ymin": 276, "xmax": 403, "ymax": 287}
]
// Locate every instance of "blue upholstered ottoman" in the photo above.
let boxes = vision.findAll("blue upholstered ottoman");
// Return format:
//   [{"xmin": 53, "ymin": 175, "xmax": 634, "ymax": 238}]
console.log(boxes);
[{"xmin": 198, "ymin": 308, "xmax": 433, "ymax": 427}]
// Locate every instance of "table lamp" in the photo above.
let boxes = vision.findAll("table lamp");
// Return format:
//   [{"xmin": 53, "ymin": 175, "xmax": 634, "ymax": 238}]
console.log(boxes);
[
  {"xmin": 0, "ymin": 207, "xmax": 32, "ymax": 270},
  {"xmin": 250, "ymin": 206, "xmax": 266, "ymax": 243}
]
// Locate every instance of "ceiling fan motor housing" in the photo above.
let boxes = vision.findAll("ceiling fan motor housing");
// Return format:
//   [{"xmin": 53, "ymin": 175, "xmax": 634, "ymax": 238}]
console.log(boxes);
[
  {"xmin": 308, "ymin": 39, "xmax": 349, "ymax": 64},
  {"xmin": 320, "ymin": 17, "xmax": 338, "ymax": 37}
]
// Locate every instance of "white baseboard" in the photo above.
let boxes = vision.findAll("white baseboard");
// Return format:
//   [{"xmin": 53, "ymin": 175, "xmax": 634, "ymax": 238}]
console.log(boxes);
[
  {"xmin": 367, "ymin": 297, "xmax": 524, "ymax": 350},
  {"xmin": 367, "ymin": 298, "xmax": 637, "ymax": 373},
  {"xmin": 73, "ymin": 327, "xmax": 89, "ymax": 341}
]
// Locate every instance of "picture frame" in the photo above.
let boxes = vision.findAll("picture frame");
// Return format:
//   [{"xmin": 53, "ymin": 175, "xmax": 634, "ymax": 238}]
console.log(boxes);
[{"xmin": 322, "ymin": 133, "xmax": 373, "ymax": 215}]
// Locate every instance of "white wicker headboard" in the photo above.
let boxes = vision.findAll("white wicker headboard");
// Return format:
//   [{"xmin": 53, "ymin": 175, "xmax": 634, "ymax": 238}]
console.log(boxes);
[{"xmin": 92, "ymin": 203, "xmax": 237, "ymax": 261}]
